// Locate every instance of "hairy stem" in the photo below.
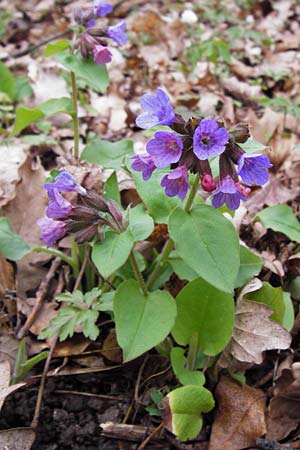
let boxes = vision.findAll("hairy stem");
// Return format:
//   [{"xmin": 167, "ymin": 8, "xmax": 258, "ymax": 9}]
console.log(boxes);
[
  {"xmin": 71, "ymin": 239, "xmax": 80, "ymax": 279},
  {"xmin": 129, "ymin": 251, "xmax": 148, "ymax": 296},
  {"xmin": 146, "ymin": 174, "xmax": 200, "ymax": 290},
  {"xmin": 70, "ymin": 71, "xmax": 80, "ymax": 159}
]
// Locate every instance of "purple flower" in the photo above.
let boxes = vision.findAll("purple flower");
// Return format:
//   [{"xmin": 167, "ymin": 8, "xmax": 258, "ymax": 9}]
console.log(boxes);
[
  {"xmin": 107, "ymin": 21, "xmax": 128, "ymax": 46},
  {"xmin": 161, "ymin": 166, "xmax": 190, "ymax": 199},
  {"xmin": 93, "ymin": 45, "xmax": 112, "ymax": 65},
  {"xmin": 131, "ymin": 154, "xmax": 156, "ymax": 180},
  {"xmin": 136, "ymin": 88, "xmax": 176, "ymax": 129},
  {"xmin": 193, "ymin": 118, "xmax": 229, "ymax": 160},
  {"xmin": 37, "ymin": 218, "xmax": 67, "ymax": 247},
  {"xmin": 44, "ymin": 171, "xmax": 87, "ymax": 196},
  {"xmin": 212, "ymin": 176, "xmax": 247, "ymax": 210},
  {"xmin": 146, "ymin": 131, "xmax": 183, "ymax": 168},
  {"xmin": 93, "ymin": 0, "xmax": 113, "ymax": 17},
  {"xmin": 86, "ymin": 18, "xmax": 96, "ymax": 29},
  {"xmin": 238, "ymin": 154, "xmax": 272, "ymax": 186},
  {"xmin": 46, "ymin": 189, "xmax": 73, "ymax": 219}
]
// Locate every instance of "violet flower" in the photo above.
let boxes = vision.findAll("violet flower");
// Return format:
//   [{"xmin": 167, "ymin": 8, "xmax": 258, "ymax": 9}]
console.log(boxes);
[
  {"xmin": 107, "ymin": 21, "xmax": 128, "ymax": 46},
  {"xmin": 212, "ymin": 176, "xmax": 247, "ymax": 210},
  {"xmin": 93, "ymin": 45, "xmax": 112, "ymax": 65},
  {"xmin": 193, "ymin": 118, "xmax": 229, "ymax": 160},
  {"xmin": 146, "ymin": 131, "xmax": 183, "ymax": 168},
  {"xmin": 93, "ymin": 0, "xmax": 113, "ymax": 17},
  {"xmin": 37, "ymin": 218, "xmax": 67, "ymax": 247},
  {"xmin": 238, "ymin": 154, "xmax": 272, "ymax": 186},
  {"xmin": 135, "ymin": 88, "xmax": 176, "ymax": 129},
  {"xmin": 44, "ymin": 171, "xmax": 87, "ymax": 196},
  {"xmin": 46, "ymin": 189, "xmax": 73, "ymax": 219},
  {"xmin": 161, "ymin": 166, "xmax": 190, "ymax": 199},
  {"xmin": 131, "ymin": 154, "xmax": 156, "ymax": 180}
]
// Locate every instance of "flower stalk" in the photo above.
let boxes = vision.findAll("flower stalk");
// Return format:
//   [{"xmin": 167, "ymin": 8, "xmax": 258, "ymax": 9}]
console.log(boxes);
[
  {"xmin": 146, "ymin": 174, "xmax": 200, "ymax": 290},
  {"xmin": 70, "ymin": 70, "xmax": 80, "ymax": 159}
]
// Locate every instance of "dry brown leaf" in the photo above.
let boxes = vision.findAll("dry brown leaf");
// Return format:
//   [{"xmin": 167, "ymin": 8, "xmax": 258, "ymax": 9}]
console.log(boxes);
[
  {"xmin": 0, "ymin": 334, "xmax": 22, "ymax": 370},
  {"xmin": 53, "ymin": 335, "xmax": 90, "ymax": 358},
  {"xmin": 221, "ymin": 76, "xmax": 261, "ymax": 103},
  {"xmin": 101, "ymin": 329, "xmax": 123, "ymax": 363},
  {"xmin": 0, "ymin": 257, "xmax": 16, "ymax": 319},
  {"xmin": 3, "ymin": 154, "xmax": 50, "ymax": 302},
  {"xmin": 0, "ymin": 257, "xmax": 15, "ymax": 296},
  {"xmin": 218, "ymin": 299, "xmax": 291, "ymax": 368},
  {"xmin": 267, "ymin": 362, "xmax": 300, "ymax": 440},
  {"xmin": 0, "ymin": 427, "xmax": 35, "ymax": 450},
  {"xmin": 28, "ymin": 301, "xmax": 58, "ymax": 336},
  {"xmin": 0, "ymin": 143, "xmax": 27, "ymax": 207},
  {"xmin": 209, "ymin": 376, "xmax": 266, "ymax": 450},
  {"xmin": 246, "ymin": 177, "xmax": 299, "ymax": 218},
  {"xmin": 0, "ymin": 361, "xmax": 25, "ymax": 410}
]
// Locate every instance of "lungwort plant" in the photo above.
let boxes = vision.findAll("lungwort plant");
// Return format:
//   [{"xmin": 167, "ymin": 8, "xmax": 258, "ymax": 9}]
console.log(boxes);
[
  {"xmin": 35, "ymin": 82, "xmax": 278, "ymax": 440},
  {"xmin": 2, "ymin": 0, "xmax": 290, "ymax": 442}
]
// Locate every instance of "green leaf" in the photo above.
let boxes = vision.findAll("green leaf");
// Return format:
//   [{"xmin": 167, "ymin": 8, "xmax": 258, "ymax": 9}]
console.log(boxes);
[
  {"xmin": 114, "ymin": 279, "xmax": 177, "ymax": 361},
  {"xmin": 282, "ymin": 292, "xmax": 294, "ymax": 332},
  {"xmin": 239, "ymin": 139, "xmax": 269, "ymax": 153},
  {"xmin": 38, "ymin": 97, "xmax": 73, "ymax": 116},
  {"xmin": 0, "ymin": 62, "xmax": 15, "ymax": 99},
  {"xmin": 168, "ymin": 205, "xmax": 240, "ymax": 292},
  {"xmin": 167, "ymin": 385, "xmax": 214, "ymax": 441},
  {"xmin": 256, "ymin": 205, "xmax": 300, "ymax": 242},
  {"xmin": 235, "ymin": 246, "xmax": 264, "ymax": 288},
  {"xmin": 44, "ymin": 39, "xmax": 70, "ymax": 56},
  {"xmin": 130, "ymin": 168, "xmax": 181, "ymax": 224},
  {"xmin": 169, "ymin": 252, "xmax": 198, "ymax": 281},
  {"xmin": 12, "ymin": 97, "xmax": 73, "ymax": 135},
  {"xmin": 171, "ymin": 347, "xmax": 205, "ymax": 386},
  {"xmin": 92, "ymin": 230, "xmax": 134, "ymax": 278},
  {"xmin": 128, "ymin": 204, "xmax": 154, "ymax": 241},
  {"xmin": 81, "ymin": 139, "xmax": 133, "ymax": 169},
  {"xmin": 14, "ymin": 76, "xmax": 33, "ymax": 101},
  {"xmin": 56, "ymin": 52, "xmax": 109, "ymax": 93},
  {"xmin": 245, "ymin": 282, "xmax": 285, "ymax": 324},
  {"xmin": 78, "ymin": 310, "xmax": 99, "ymax": 340},
  {"xmin": 104, "ymin": 171, "xmax": 121, "ymax": 204},
  {"xmin": 12, "ymin": 106, "xmax": 44, "ymax": 135},
  {"xmin": 0, "ymin": 217, "xmax": 31, "ymax": 261},
  {"xmin": 172, "ymin": 277, "xmax": 234, "ymax": 355}
]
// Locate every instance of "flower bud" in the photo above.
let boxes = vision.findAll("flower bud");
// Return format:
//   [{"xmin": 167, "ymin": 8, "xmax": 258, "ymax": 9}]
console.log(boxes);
[
  {"xmin": 201, "ymin": 174, "xmax": 216, "ymax": 192},
  {"xmin": 74, "ymin": 224, "xmax": 98, "ymax": 244},
  {"xmin": 70, "ymin": 205, "xmax": 100, "ymax": 221},
  {"xmin": 229, "ymin": 123, "xmax": 250, "ymax": 143},
  {"xmin": 169, "ymin": 114, "xmax": 187, "ymax": 135},
  {"xmin": 82, "ymin": 191, "xmax": 109, "ymax": 212},
  {"xmin": 107, "ymin": 200, "xmax": 124, "ymax": 229}
]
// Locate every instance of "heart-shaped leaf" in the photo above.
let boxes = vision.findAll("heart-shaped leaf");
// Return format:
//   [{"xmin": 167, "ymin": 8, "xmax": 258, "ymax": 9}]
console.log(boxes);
[
  {"xmin": 92, "ymin": 230, "xmax": 134, "ymax": 278},
  {"xmin": 114, "ymin": 280, "xmax": 177, "ymax": 361},
  {"xmin": 168, "ymin": 205, "xmax": 239, "ymax": 292},
  {"xmin": 165, "ymin": 385, "xmax": 214, "ymax": 441},
  {"xmin": 172, "ymin": 277, "xmax": 234, "ymax": 355}
]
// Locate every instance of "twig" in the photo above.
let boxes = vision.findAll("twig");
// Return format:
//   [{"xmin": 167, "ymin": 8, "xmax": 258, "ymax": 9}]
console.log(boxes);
[
  {"xmin": 1, "ymin": 30, "xmax": 71, "ymax": 61},
  {"xmin": 256, "ymin": 438, "xmax": 295, "ymax": 450},
  {"xmin": 55, "ymin": 390, "xmax": 124, "ymax": 401},
  {"xmin": 17, "ymin": 257, "xmax": 61, "ymax": 339},
  {"xmin": 31, "ymin": 332, "xmax": 59, "ymax": 429},
  {"xmin": 137, "ymin": 422, "xmax": 163, "ymax": 450},
  {"xmin": 100, "ymin": 422, "xmax": 161, "ymax": 443}
]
